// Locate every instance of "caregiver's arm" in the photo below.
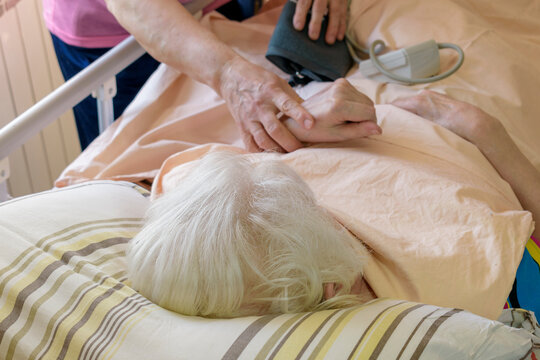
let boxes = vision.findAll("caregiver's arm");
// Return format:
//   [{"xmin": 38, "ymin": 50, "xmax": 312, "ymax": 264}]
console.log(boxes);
[
  {"xmin": 393, "ymin": 91, "xmax": 540, "ymax": 240},
  {"xmin": 283, "ymin": 79, "xmax": 381, "ymax": 143},
  {"xmin": 104, "ymin": 0, "xmax": 313, "ymax": 153}
]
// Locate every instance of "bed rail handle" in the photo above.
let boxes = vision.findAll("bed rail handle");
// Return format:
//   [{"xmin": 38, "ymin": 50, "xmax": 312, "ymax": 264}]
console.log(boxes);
[
  {"xmin": 92, "ymin": 77, "xmax": 118, "ymax": 134},
  {"xmin": 0, "ymin": 157, "xmax": 10, "ymax": 202}
]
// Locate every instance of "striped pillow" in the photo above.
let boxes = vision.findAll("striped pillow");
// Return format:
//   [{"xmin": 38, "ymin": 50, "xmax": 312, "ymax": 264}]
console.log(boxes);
[{"xmin": 0, "ymin": 181, "xmax": 536, "ymax": 359}]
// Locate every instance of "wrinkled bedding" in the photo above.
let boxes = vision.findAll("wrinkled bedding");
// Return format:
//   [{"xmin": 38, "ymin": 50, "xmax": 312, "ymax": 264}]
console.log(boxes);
[{"xmin": 55, "ymin": 0, "xmax": 539, "ymax": 320}]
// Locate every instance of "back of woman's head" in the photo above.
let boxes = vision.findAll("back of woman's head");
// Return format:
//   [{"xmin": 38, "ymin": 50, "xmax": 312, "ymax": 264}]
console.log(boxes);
[{"xmin": 127, "ymin": 151, "xmax": 367, "ymax": 318}]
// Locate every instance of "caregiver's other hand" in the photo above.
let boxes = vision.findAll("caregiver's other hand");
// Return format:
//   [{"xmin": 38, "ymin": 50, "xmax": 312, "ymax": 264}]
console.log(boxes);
[
  {"xmin": 283, "ymin": 78, "xmax": 380, "ymax": 143},
  {"xmin": 219, "ymin": 57, "xmax": 314, "ymax": 153},
  {"xmin": 293, "ymin": 0, "xmax": 347, "ymax": 44}
]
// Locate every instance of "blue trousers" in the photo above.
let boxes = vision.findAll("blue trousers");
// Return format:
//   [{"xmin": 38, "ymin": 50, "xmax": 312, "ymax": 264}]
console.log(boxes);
[
  {"xmin": 51, "ymin": 33, "xmax": 160, "ymax": 150},
  {"xmin": 217, "ymin": 0, "xmax": 262, "ymax": 20}
]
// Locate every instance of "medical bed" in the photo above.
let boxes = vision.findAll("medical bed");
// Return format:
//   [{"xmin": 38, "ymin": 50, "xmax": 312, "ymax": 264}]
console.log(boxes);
[{"xmin": 1, "ymin": 0, "xmax": 539, "ymax": 358}]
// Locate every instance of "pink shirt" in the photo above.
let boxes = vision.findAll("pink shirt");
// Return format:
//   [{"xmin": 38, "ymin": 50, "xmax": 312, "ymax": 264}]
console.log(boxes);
[{"xmin": 43, "ymin": 0, "xmax": 232, "ymax": 48}]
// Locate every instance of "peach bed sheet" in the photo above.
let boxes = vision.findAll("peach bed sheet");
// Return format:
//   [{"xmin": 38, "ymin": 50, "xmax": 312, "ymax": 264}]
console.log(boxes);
[{"xmin": 56, "ymin": 0, "xmax": 539, "ymax": 320}]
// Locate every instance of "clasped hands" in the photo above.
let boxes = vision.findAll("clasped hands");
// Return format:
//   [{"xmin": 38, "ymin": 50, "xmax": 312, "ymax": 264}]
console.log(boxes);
[
  {"xmin": 283, "ymin": 79, "xmax": 381, "ymax": 145},
  {"xmin": 218, "ymin": 0, "xmax": 354, "ymax": 153},
  {"xmin": 219, "ymin": 59, "xmax": 381, "ymax": 153}
]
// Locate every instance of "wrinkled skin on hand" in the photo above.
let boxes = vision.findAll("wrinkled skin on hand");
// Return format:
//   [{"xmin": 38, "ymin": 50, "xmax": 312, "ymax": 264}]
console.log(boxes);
[
  {"xmin": 219, "ymin": 57, "xmax": 314, "ymax": 153},
  {"xmin": 293, "ymin": 0, "xmax": 348, "ymax": 44},
  {"xmin": 391, "ymin": 90, "xmax": 502, "ymax": 150},
  {"xmin": 284, "ymin": 78, "xmax": 380, "ymax": 144},
  {"xmin": 392, "ymin": 89, "xmax": 540, "ymax": 242}
]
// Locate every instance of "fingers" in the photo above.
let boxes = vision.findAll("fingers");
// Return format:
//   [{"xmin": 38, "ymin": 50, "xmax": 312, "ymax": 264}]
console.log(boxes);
[
  {"xmin": 237, "ymin": 112, "xmax": 283, "ymax": 152},
  {"xmin": 224, "ymin": 64, "xmax": 307, "ymax": 153},
  {"xmin": 308, "ymin": 0, "xmax": 327, "ymax": 40},
  {"xmin": 391, "ymin": 90, "xmax": 449, "ymax": 121},
  {"xmin": 342, "ymin": 101, "xmax": 377, "ymax": 123},
  {"xmin": 273, "ymin": 92, "xmax": 314, "ymax": 130},
  {"xmin": 258, "ymin": 112, "xmax": 303, "ymax": 152},
  {"xmin": 242, "ymin": 119, "xmax": 299, "ymax": 153},
  {"xmin": 239, "ymin": 89, "xmax": 306, "ymax": 153},
  {"xmin": 392, "ymin": 90, "xmax": 442, "ymax": 117},
  {"xmin": 294, "ymin": 0, "xmax": 347, "ymax": 43},
  {"xmin": 325, "ymin": 79, "xmax": 377, "ymax": 123},
  {"xmin": 334, "ymin": 93, "xmax": 380, "ymax": 138},
  {"xmin": 325, "ymin": 0, "xmax": 347, "ymax": 44},
  {"xmin": 339, "ymin": 121, "xmax": 382, "ymax": 139},
  {"xmin": 242, "ymin": 131, "xmax": 262, "ymax": 153},
  {"xmin": 391, "ymin": 96, "xmax": 422, "ymax": 115},
  {"xmin": 237, "ymin": 118, "xmax": 263, "ymax": 152},
  {"xmin": 337, "ymin": 9, "xmax": 347, "ymax": 41},
  {"xmin": 330, "ymin": 78, "xmax": 370, "ymax": 103},
  {"xmin": 392, "ymin": 91, "xmax": 493, "ymax": 144},
  {"xmin": 249, "ymin": 120, "xmax": 287, "ymax": 152},
  {"xmin": 293, "ymin": 0, "xmax": 312, "ymax": 31}
]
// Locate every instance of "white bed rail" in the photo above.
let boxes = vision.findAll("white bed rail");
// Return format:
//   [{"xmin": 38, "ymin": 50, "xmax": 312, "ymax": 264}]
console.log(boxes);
[
  {"xmin": 0, "ymin": 157, "xmax": 9, "ymax": 202},
  {"xmin": 0, "ymin": 36, "xmax": 145, "ymax": 201},
  {"xmin": 0, "ymin": 36, "xmax": 145, "ymax": 161},
  {"xmin": 0, "ymin": 5, "xmax": 210, "ymax": 202}
]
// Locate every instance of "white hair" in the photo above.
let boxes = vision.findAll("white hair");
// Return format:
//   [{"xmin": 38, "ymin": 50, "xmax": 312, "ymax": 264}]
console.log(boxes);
[{"xmin": 127, "ymin": 151, "xmax": 367, "ymax": 318}]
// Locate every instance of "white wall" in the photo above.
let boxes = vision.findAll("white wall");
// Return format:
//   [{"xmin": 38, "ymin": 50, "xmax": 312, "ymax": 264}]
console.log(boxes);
[{"xmin": 0, "ymin": 0, "xmax": 81, "ymax": 198}]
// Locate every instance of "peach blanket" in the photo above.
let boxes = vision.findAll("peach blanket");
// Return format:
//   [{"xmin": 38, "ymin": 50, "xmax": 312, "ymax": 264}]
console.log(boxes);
[{"xmin": 56, "ymin": 0, "xmax": 539, "ymax": 319}]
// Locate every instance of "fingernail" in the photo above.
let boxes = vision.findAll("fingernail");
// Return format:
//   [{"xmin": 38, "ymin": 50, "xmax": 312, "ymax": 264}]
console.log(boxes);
[
  {"xmin": 325, "ymin": 33, "xmax": 335, "ymax": 44},
  {"xmin": 304, "ymin": 119, "xmax": 313, "ymax": 129},
  {"xmin": 370, "ymin": 126, "xmax": 382, "ymax": 135}
]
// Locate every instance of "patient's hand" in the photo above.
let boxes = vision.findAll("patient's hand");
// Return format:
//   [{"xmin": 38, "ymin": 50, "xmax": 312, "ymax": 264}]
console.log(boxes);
[
  {"xmin": 391, "ymin": 90, "xmax": 500, "ymax": 150},
  {"xmin": 392, "ymin": 90, "xmax": 540, "ymax": 240},
  {"xmin": 283, "ymin": 79, "xmax": 381, "ymax": 144}
]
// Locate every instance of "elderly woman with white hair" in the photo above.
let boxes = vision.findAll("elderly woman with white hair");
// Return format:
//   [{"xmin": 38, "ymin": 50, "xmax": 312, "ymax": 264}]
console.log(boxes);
[{"xmin": 126, "ymin": 80, "xmax": 540, "ymax": 318}]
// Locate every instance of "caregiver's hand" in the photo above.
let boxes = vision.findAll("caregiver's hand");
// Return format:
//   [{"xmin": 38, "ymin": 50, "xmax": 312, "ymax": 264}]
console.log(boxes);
[
  {"xmin": 283, "ymin": 78, "xmax": 380, "ymax": 143},
  {"xmin": 293, "ymin": 0, "xmax": 347, "ymax": 44},
  {"xmin": 219, "ymin": 57, "xmax": 314, "ymax": 153},
  {"xmin": 105, "ymin": 0, "xmax": 314, "ymax": 154},
  {"xmin": 392, "ymin": 90, "xmax": 540, "ymax": 240}
]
